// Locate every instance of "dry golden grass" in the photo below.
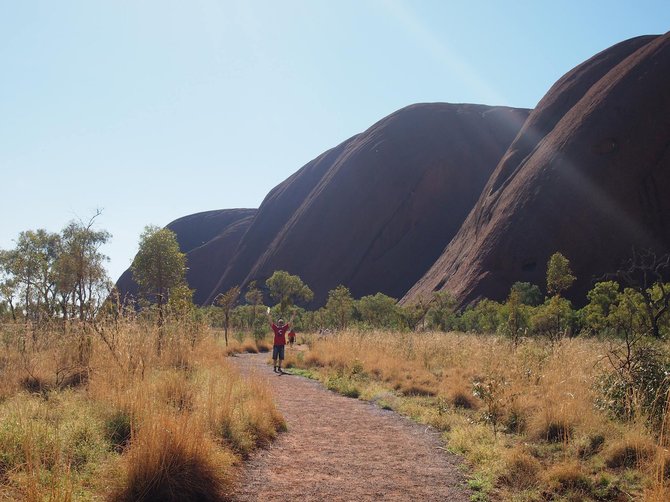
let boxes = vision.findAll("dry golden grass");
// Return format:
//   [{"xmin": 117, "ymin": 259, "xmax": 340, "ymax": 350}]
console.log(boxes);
[
  {"xmin": 604, "ymin": 432, "xmax": 657, "ymax": 469},
  {"xmin": 294, "ymin": 329, "xmax": 667, "ymax": 501},
  {"xmin": 111, "ymin": 413, "xmax": 235, "ymax": 502},
  {"xmin": 499, "ymin": 447, "xmax": 541, "ymax": 490},
  {"xmin": 0, "ymin": 321, "xmax": 284, "ymax": 501},
  {"xmin": 543, "ymin": 460, "xmax": 592, "ymax": 496}
]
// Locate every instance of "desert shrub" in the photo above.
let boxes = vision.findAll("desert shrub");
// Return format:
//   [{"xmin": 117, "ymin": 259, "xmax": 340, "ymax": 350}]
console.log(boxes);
[
  {"xmin": 449, "ymin": 388, "xmax": 477, "ymax": 410},
  {"xmin": 596, "ymin": 341, "xmax": 670, "ymax": 426},
  {"xmin": 503, "ymin": 402, "xmax": 528, "ymax": 434},
  {"xmin": 112, "ymin": 416, "xmax": 233, "ymax": 502},
  {"xmin": 105, "ymin": 410, "xmax": 133, "ymax": 453},
  {"xmin": 240, "ymin": 339, "xmax": 259, "ymax": 353},
  {"xmin": 604, "ymin": 434, "xmax": 656, "ymax": 469},
  {"xmin": 62, "ymin": 414, "xmax": 107, "ymax": 469},
  {"xmin": 530, "ymin": 411, "xmax": 574, "ymax": 443},
  {"xmin": 543, "ymin": 461, "xmax": 592, "ymax": 497},
  {"xmin": 255, "ymin": 339, "xmax": 272, "ymax": 353},
  {"xmin": 325, "ymin": 373, "xmax": 360, "ymax": 398},
  {"xmin": 499, "ymin": 447, "xmax": 541, "ymax": 490},
  {"xmin": 578, "ymin": 433, "xmax": 605, "ymax": 459}
]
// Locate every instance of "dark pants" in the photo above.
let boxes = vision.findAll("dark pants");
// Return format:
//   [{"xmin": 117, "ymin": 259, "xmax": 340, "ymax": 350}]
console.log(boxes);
[{"xmin": 272, "ymin": 345, "xmax": 285, "ymax": 361}]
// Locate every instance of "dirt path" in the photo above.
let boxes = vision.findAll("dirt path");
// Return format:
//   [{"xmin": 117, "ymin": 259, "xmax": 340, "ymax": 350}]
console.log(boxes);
[{"xmin": 229, "ymin": 351, "xmax": 471, "ymax": 501}]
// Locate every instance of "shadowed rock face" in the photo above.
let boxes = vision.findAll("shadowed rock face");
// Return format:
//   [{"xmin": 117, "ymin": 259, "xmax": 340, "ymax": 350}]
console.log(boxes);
[
  {"xmin": 207, "ymin": 103, "xmax": 530, "ymax": 306},
  {"xmin": 115, "ymin": 209, "xmax": 256, "ymax": 304},
  {"xmin": 403, "ymin": 33, "xmax": 670, "ymax": 307}
]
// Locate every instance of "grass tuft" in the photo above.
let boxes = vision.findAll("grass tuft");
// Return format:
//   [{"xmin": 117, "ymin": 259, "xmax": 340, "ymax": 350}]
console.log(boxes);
[
  {"xmin": 111, "ymin": 415, "xmax": 233, "ymax": 502},
  {"xmin": 604, "ymin": 434, "xmax": 656, "ymax": 469},
  {"xmin": 499, "ymin": 447, "xmax": 541, "ymax": 490}
]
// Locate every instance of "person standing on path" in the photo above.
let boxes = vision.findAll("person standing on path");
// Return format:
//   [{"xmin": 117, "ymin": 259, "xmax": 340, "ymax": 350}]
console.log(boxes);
[{"xmin": 266, "ymin": 309, "xmax": 294, "ymax": 373}]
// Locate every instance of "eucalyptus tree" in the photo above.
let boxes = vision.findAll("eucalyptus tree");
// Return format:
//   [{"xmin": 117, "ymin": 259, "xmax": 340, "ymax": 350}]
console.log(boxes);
[
  {"xmin": 265, "ymin": 270, "xmax": 313, "ymax": 316},
  {"xmin": 131, "ymin": 225, "xmax": 187, "ymax": 330}
]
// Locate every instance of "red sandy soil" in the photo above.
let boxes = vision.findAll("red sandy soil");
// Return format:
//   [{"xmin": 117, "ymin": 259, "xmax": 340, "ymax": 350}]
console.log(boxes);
[{"xmin": 228, "ymin": 350, "xmax": 471, "ymax": 501}]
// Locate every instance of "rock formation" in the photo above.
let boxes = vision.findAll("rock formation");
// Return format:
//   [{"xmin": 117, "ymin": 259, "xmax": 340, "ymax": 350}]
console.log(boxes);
[
  {"xmin": 403, "ymin": 33, "xmax": 670, "ymax": 306},
  {"xmin": 205, "ymin": 103, "xmax": 529, "ymax": 306}
]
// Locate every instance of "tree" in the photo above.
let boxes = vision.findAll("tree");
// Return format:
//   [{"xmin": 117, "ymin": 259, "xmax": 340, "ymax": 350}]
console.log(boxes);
[
  {"xmin": 510, "ymin": 281, "xmax": 542, "ymax": 306},
  {"xmin": 581, "ymin": 281, "xmax": 620, "ymax": 335},
  {"xmin": 357, "ymin": 293, "xmax": 399, "ymax": 329},
  {"xmin": 56, "ymin": 214, "xmax": 111, "ymax": 321},
  {"xmin": 131, "ymin": 226, "xmax": 187, "ymax": 332},
  {"xmin": 615, "ymin": 250, "xmax": 670, "ymax": 339},
  {"xmin": 426, "ymin": 291, "xmax": 459, "ymax": 331},
  {"xmin": 530, "ymin": 296, "xmax": 575, "ymax": 341},
  {"xmin": 4, "ymin": 229, "xmax": 61, "ymax": 322},
  {"xmin": 324, "ymin": 285, "xmax": 355, "ymax": 329},
  {"xmin": 546, "ymin": 252, "xmax": 576, "ymax": 297},
  {"xmin": 0, "ymin": 251, "xmax": 18, "ymax": 321},
  {"xmin": 460, "ymin": 299, "xmax": 502, "ymax": 333},
  {"xmin": 265, "ymin": 270, "xmax": 313, "ymax": 316},
  {"xmin": 215, "ymin": 285, "xmax": 240, "ymax": 346},
  {"xmin": 244, "ymin": 281, "xmax": 264, "ymax": 336}
]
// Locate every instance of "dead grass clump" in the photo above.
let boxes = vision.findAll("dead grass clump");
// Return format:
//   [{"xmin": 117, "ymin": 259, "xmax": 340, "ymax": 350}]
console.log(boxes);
[
  {"xmin": 543, "ymin": 461, "xmax": 592, "ymax": 497},
  {"xmin": 499, "ymin": 447, "xmax": 541, "ymax": 490},
  {"xmin": 240, "ymin": 339, "xmax": 259, "ymax": 353},
  {"xmin": 503, "ymin": 405, "xmax": 528, "ymax": 434},
  {"xmin": 20, "ymin": 375, "xmax": 50, "ymax": 394},
  {"xmin": 604, "ymin": 434, "xmax": 656, "ymax": 469},
  {"xmin": 303, "ymin": 351, "xmax": 325, "ymax": 367},
  {"xmin": 58, "ymin": 368, "xmax": 89, "ymax": 389},
  {"xmin": 157, "ymin": 371, "xmax": 195, "ymax": 412},
  {"xmin": 530, "ymin": 410, "xmax": 575, "ymax": 443},
  {"xmin": 112, "ymin": 415, "xmax": 234, "ymax": 502},
  {"xmin": 448, "ymin": 387, "xmax": 478, "ymax": 410},
  {"xmin": 255, "ymin": 339, "xmax": 272, "ymax": 352},
  {"xmin": 398, "ymin": 381, "xmax": 436, "ymax": 397},
  {"xmin": 205, "ymin": 368, "xmax": 286, "ymax": 458},
  {"xmin": 104, "ymin": 410, "xmax": 133, "ymax": 453},
  {"xmin": 578, "ymin": 433, "xmax": 606, "ymax": 459}
]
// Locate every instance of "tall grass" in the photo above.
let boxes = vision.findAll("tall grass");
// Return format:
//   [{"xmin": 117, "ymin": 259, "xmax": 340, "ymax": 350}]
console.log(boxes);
[
  {"xmin": 291, "ymin": 330, "xmax": 669, "ymax": 501},
  {"xmin": 0, "ymin": 320, "xmax": 284, "ymax": 501}
]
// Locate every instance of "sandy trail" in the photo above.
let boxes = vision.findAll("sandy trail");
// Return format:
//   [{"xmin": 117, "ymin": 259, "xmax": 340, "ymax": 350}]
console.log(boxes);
[{"xmin": 229, "ymin": 350, "xmax": 470, "ymax": 501}]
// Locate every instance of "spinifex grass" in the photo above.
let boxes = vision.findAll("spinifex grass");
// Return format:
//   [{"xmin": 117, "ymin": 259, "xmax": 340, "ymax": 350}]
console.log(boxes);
[
  {"xmin": 0, "ymin": 321, "xmax": 284, "ymax": 501},
  {"xmin": 292, "ymin": 330, "xmax": 668, "ymax": 501}
]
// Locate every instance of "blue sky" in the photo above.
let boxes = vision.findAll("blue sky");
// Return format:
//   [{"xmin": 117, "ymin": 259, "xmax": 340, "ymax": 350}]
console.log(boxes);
[{"xmin": 1, "ymin": 0, "xmax": 668, "ymax": 282}]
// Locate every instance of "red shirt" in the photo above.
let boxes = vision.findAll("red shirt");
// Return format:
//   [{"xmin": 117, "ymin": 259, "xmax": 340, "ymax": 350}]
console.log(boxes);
[
  {"xmin": 272, "ymin": 323, "xmax": 289, "ymax": 346},
  {"xmin": 288, "ymin": 330, "xmax": 296, "ymax": 340}
]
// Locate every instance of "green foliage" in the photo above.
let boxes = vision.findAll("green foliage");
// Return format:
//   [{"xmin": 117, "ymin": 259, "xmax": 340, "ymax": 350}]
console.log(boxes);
[
  {"xmin": 398, "ymin": 299, "xmax": 429, "ymax": 331},
  {"xmin": 167, "ymin": 284, "xmax": 196, "ymax": 320},
  {"xmin": 131, "ymin": 225, "xmax": 187, "ymax": 307},
  {"xmin": 324, "ymin": 285, "xmax": 355, "ymax": 329},
  {"xmin": 461, "ymin": 299, "xmax": 503, "ymax": 334},
  {"xmin": 499, "ymin": 287, "xmax": 531, "ymax": 344},
  {"xmin": 546, "ymin": 252, "xmax": 576, "ymax": 297},
  {"xmin": 0, "ymin": 215, "xmax": 111, "ymax": 323},
  {"xmin": 265, "ymin": 270, "xmax": 313, "ymax": 315},
  {"xmin": 597, "ymin": 340, "xmax": 670, "ymax": 426},
  {"xmin": 356, "ymin": 292, "xmax": 400, "ymax": 329},
  {"xmin": 581, "ymin": 281, "xmax": 620, "ymax": 335},
  {"xmin": 425, "ymin": 292, "xmax": 459, "ymax": 331},
  {"xmin": 56, "ymin": 216, "xmax": 111, "ymax": 321},
  {"xmin": 215, "ymin": 286, "xmax": 241, "ymax": 346},
  {"xmin": 529, "ymin": 296, "xmax": 576, "ymax": 340},
  {"xmin": 472, "ymin": 374, "xmax": 509, "ymax": 436},
  {"xmin": 510, "ymin": 281, "xmax": 542, "ymax": 306},
  {"xmin": 243, "ymin": 281, "xmax": 264, "ymax": 337}
]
